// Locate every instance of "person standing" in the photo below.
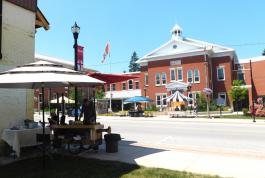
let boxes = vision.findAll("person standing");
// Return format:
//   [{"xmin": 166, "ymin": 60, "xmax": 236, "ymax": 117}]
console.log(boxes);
[{"xmin": 79, "ymin": 98, "xmax": 96, "ymax": 125}]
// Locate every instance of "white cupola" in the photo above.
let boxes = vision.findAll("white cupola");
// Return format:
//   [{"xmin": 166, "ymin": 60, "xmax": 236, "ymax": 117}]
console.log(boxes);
[{"xmin": 171, "ymin": 24, "xmax": 182, "ymax": 40}]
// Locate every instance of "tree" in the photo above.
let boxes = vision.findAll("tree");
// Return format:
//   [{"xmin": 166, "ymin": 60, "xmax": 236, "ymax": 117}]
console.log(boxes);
[
  {"xmin": 229, "ymin": 80, "xmax": 248, "ymax": 114},
  {"xmin": 262, "ymin": 49, "xmax": 265, "ymax": 56},
  {"xmin": 129, "ymin": 51, "xmax": 140, "ymax": 72},
  {"xmin": 95, "ymin": 87, "xmax": 105, "ymax": 99}
]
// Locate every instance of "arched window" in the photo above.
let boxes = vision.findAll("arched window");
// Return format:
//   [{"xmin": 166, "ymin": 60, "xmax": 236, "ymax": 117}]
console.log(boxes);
[
  {"xmin": 128, "ymin": 80, "xmax": 133, "ymax": 90},
  {"xmin": 187, "ymin": 70, "xmax": 193, "ymax": 83},
  {"xmin": 194, "ymin": 69, "xmax": 200, "ymax": 83},
  {"xmin": 161, "ymin": 72, "xmax": 167, "ymax": 85},
  {"xmin": 155, "ymin": 73, "xmax": 161, "ymax": 85}
]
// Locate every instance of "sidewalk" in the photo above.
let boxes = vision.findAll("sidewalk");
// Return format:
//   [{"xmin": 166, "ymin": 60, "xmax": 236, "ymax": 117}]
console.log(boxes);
[{"xmin": 80, "ymin": 140, "xmax": 265, "ymax": 178}]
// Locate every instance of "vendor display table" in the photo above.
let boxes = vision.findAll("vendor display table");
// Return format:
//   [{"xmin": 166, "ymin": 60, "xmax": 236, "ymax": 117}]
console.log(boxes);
[
  {"xmin": 51, "ymin": 124, "xmax": 104, "ymax": 143},
  {"xmin": 1, "ymin": 127, "xmax": 50, "ymax": 157}
]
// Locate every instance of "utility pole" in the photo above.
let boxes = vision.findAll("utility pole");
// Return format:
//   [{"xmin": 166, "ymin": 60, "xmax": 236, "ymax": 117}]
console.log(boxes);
[
  {"xmin": 250, "ymin": 60, "xmax": 256, "ymax": 122},
  {"xmin": 204, "ymin": 47, "xmax": 210, "ymax": 118}
]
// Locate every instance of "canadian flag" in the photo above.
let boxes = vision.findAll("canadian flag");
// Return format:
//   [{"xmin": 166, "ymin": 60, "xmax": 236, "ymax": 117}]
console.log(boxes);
[{"xmin": 101, "ymin": 41, "xmax": 110, "ymax": 63}]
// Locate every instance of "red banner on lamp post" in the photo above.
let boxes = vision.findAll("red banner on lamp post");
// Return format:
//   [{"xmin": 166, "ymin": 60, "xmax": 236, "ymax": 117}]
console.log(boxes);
[{"xmin": 77, "ymin": 45, "xmax": 84, "ymax": 70}]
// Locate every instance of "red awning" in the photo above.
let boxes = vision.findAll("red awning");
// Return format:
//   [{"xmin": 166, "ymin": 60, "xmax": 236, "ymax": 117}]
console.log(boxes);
[{"xmin": 87, "ymin": 72, "xmax": 140, "ymax": 84}]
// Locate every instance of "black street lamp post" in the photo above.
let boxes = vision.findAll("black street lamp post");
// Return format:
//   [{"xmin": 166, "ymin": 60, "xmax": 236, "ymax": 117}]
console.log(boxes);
[
  {"xmin": 144, "ymin": 87, "xmax": 147, "ymax": 110},
  {"xmin": 71, "ymin": 22, "xmax": 80, "ymax": 121}
]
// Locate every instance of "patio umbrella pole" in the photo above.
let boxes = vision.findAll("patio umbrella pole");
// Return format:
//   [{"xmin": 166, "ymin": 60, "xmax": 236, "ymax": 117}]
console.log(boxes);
[{"xmin": 41, "ymin": 86, "xmax": 46, "ymax": 169}]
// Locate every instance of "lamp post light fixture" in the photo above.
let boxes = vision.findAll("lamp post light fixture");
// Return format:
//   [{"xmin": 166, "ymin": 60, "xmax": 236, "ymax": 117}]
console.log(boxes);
[{"xmin": 71, "ymin": 22, "xmax": 80, "ymax": 121}]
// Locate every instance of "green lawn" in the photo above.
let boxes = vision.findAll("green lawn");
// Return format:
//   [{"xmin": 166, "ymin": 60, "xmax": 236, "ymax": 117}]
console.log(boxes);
[
  {"xmin": 0, "ymin": 155, "xmax": 220, "ymax": 178},
  {"xmin": 220, "ymin": 114, "xmax": 265, "ymax": 120}
]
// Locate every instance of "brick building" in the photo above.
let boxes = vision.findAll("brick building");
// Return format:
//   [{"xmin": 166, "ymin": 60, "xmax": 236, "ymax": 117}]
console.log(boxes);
[
  {"xmin": 136, "ymin": 24, "xmax": 238, "ymax": 108},
  {"xmin": 238, "ymin": 56, "xmax": 265, "ymax": 106},
  {"xmin": 104, "ymin": 72, "xmax": 140, "ymax": 111}
]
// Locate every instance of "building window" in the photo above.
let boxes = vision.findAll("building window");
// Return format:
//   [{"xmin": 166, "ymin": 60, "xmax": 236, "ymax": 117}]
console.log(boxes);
[
  {"xmin": 237, "ymin": 64, "xmax": 244, "ymax": 70},
  {"xmin": 177, "ymin": 67, "xmax": 183, "ymax": 81},
  {"xmin": 122, "ymin": 82, "xmax": 126, "ymax": 90},
  {"xmin": 156, "ymin": 95, "xmax": 161, "ymax": 106},
  {"xmin": 188, "ymin": 91, "xmax": 200, "ymax": 106},
  {"xmin": 194, "ymin": 69, "xmax": 200, "ymax": 83},
  {"xmin": 144, "ymin": 73, "xmax": 148, "ymax": 86},
  {"xmin": 52, "ymin": 93, "xmax": 57, "ymax": 99},
  {"xmin": 161, "ymin": 72, "xmax": 167, "ymax": 85},
  {"xmin": 135, "ymin": 81, "xmax": 139, "ymax": 89},
  {"xmin": 217, "ymin": 66, "xmax": 225, "ymax": 81},
  {"xmin": 156, "ymin": 94, "xmax": 167, "ymax": 106},
  {"xmin": 162, "ymin": 94, "xmax": 167, "ymax": 106},
  {"xmin": 238, "ymin": 72, "xmax": 245, "ymax": 82},
  {"xmin": 111, "ymin": 84, "xmax": 116, "ymax": 91},
  {"xmin": 237, "ymin": 64, "xmax": 245, "ymax": 83},
  {"xmin": 128, "ymin": 80, "xmax": 133, "ymax": 90},
  {"xmin": 155, "ymin": 73, "xmax": 161, "ymax": 86},
  {"xmin": 218, "ymin": 92, "xmax": 226, "ymax": 106},
  {"xmin": 170, "ymin": 68, "xmax": 176, "ymax": 81},
  {"xmin": 187, "ymin": 70, "xmax": 193, "ymax": 83},
  {"xmin": 107, "ymin": 85, "xmax": 110, "ymax": 91}
]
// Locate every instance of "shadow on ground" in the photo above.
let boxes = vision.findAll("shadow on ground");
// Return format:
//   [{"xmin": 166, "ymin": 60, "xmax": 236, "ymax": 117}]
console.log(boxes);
[
  {"xmin": 79, "ymin": 140, "xmax": 167, "ymax": 165},
  {"xmin": 0, "ymin": 154, "xmax": 142, "ymax": 178}
]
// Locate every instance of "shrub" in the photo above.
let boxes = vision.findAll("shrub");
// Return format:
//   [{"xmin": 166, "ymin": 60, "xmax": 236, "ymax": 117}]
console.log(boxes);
[
  {"xmin": 210, "ymin": 102, "xmax": 218, "ymax": 111},
  {"xmin": 242, "ymin": 108, "xmax": 249, "ymax": 116},
  {"xmin": 145, "ymin": 104, "xmax": 158, "ymax": 111},
  {"xmin": 196, "ymin": 93, "xmax": 207, "ymax": 112}
]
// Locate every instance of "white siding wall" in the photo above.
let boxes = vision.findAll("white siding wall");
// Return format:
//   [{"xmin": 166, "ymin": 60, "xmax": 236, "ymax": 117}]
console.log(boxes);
[{"xmin": 0, "ymin": 1, "xmax": 35, "ymax": 133}]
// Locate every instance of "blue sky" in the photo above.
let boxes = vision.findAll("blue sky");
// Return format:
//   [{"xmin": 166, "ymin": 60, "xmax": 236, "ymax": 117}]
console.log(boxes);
[{"xmin": 36, "ymin": 0, "xmax": 265, "ymax": 73}]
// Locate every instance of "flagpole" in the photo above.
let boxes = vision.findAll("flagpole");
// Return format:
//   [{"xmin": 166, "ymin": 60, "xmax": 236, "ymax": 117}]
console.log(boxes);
[{"xmin": 108, "ymin": 41, "xmax": 112, "ymax": 112}]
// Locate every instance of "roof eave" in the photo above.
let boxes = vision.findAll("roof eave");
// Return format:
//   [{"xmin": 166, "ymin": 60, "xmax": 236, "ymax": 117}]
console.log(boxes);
[{"xmin": 35, "ymin": 7, "xmax": 50, "ymax": 30}]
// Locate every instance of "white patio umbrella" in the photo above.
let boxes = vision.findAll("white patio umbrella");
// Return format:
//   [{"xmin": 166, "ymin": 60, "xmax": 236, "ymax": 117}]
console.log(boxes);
[
  {"xmin": 50, "ymin": 96, "xmax": 75, "ymax": 104},
  {"xmin": 0, "ymin": 61, "xmax": 104, "ymax": 165}
]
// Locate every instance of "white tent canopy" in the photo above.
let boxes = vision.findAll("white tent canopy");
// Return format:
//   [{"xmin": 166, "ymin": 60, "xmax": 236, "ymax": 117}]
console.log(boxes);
[
  {"xmin": 50, "ymin": 96, "xmax": 75, "ymax": 104},
  {"xmin": 166, "ymin": 81, "xmax": 191, "ymax": 91},
  {"xmin": 166, "ymin": 91, "xmax": 190, "ymax": 102}
]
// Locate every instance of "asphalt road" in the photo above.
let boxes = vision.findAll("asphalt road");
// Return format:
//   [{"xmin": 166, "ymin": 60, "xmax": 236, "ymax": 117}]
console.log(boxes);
[{"xmin": 97, "ymin": 116, "xmax": 265, "ymax": 158}]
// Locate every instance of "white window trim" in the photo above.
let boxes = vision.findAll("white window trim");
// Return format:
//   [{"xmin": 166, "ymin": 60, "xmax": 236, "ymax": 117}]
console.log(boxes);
[
  {"xmin": 144, "ymin": 73, "xmax": 149, "ymax": 86},
  {"xmin": 217, "ymin": 66, "xmax": 225, "ymax": 81},
  {"xmin": 156, "ymin": 93, "xmax": 167, "ymax": 106},
  {"xmin": 177, "ymin": 67, "xmax": 183, "ymax": 81},
  {"xmin": 161, "ymin": 72, "xmax": 167, "ymax": 85},
  {"xmin": 128, "ymin": 80, "xmax": 133, "ymax": 90},
  {"xmin": 187, "ymin": 91, "xmax": 200, "ymax": 106},
  {"xmin": 238, "ymin": 64, "xmax": 244, "ymax": 70},
  {"xmin": 122, "ymin": 82, "xmax": 126, "ymax": 90},
  {"xmin": 187, "ymin": 70, "xmax": 193, "ymax": 83},
  {"xmin": 156, "ymin": 95, "xmax": 161, "ymax": 106},
  {"xmin": 111, "ymin": 84, "xmax": 116, "ymax": 91},
  {"xmin": 194, "ymin": 69, "xmax": 200, "ymax": 83},
  {"xmin": 218, "ymin": 92, "xmax": 227, "ymax": 106},
  {"xmin": 170, "ymin": 68, "xmax": 176, "ymax": 82},
  {"xmin": 237, "ymin": 71, "xmax": 245, "ymax": 81},
  {"xmin": 162, "ymin": 94, "xmax": 167, "ymax": 106},
  {"xmin": 155, "ymin": 73, "xmax": 161, "ymax": 86}
]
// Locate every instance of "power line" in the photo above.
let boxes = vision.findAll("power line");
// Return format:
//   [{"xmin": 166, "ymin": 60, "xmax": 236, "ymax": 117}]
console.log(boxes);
[
  {"xmin": 89, "ymin": 42, "xmax": 265, "ymax": 67},
  {"xmin": 89, "ymin": 60, "xmax": 129, "ymax": 67},
  {"xmin": 224, "ymin": 42, "xmax": 265, "ymax": 47}
]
